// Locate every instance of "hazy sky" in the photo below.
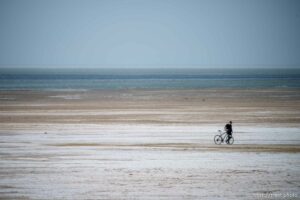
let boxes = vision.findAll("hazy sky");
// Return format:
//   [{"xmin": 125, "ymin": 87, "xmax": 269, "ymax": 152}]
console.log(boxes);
[{"xmin": 0, "ymin": 0, "xmax": 299, "ymax": 68}]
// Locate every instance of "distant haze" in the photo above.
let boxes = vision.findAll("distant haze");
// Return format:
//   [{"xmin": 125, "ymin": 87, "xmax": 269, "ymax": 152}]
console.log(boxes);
[{"xmin": 0, "ymin": 0, "xmax": 299, "ymax": 68}]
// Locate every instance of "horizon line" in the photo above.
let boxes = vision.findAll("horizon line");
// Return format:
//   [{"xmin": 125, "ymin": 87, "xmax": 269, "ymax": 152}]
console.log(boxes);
[{"xmin": 0, "ymin": 65, "xmax": 300, "ymax": 69}]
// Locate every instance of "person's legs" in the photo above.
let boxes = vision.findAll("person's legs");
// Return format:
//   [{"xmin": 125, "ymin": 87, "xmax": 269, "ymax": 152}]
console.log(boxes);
[{"xmin": 226, "ymin": 132, "xmax": 232, "ymax": 143}]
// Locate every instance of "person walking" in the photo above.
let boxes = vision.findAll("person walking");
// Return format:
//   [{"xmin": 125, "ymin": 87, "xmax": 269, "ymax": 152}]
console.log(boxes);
[{"xmin": 225, "ymin": 121, "xmax": 233, "ymax": 143}]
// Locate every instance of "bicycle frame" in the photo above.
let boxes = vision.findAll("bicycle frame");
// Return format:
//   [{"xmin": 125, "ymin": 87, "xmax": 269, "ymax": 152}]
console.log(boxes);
[{"xmin": 218, "ymin": 130, "xmax": 227, "ymax": 141}]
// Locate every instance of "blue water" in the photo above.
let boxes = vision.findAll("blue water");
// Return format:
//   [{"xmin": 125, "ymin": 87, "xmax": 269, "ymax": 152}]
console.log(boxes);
[{"xmin": 0, "ymin": 68, "xmax": 300, "ymax": 90}]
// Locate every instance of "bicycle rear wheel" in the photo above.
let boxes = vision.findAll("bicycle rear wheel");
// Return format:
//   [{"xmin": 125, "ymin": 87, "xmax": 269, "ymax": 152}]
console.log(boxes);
[{"xmin": 214, "ymin": 135, "xmax": 222, "ymax": 145}]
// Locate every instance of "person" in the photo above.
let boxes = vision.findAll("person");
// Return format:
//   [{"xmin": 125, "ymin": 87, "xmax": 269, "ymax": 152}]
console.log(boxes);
[{"xmin": 224, "ymin": 121, "xmax": 233, "ymax": 143}]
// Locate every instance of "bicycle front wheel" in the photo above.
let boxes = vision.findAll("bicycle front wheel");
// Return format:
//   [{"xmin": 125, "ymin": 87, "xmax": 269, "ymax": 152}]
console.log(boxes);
[
  {"xmin": 226, "ymin": 137, "xmax": 234, "ymax": 145},
  {"xmin": 214, "ymin": 135, "xmax": 222, "ymax": 145}
]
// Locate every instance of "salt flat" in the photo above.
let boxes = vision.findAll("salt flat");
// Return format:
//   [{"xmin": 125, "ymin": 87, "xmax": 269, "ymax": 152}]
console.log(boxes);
[{"xmin": 1, "ymin": 124, "xmax": 300, "ymax": 200}]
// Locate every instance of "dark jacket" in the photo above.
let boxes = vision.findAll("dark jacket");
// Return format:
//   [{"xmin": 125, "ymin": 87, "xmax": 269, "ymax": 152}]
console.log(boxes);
[{"xmin": 225, "ymin": 123, "xmax": 232, "ymax": 133}]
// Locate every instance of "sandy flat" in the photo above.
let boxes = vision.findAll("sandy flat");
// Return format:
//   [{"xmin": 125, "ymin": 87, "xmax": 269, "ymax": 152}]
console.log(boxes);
[{"xmin": 0, "ymin": 89, "xmax": 300, "ymax": 199}]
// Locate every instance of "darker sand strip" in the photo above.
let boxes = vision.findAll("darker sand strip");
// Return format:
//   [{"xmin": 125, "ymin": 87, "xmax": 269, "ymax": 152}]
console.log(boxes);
[{"xmin": 50, "ymin": 143, "xmax": 300, "ymax": 153}]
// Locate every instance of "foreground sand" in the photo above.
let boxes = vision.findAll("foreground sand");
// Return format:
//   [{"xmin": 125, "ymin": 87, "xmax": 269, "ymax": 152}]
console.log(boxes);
[{"xmin": 0, "ymin": 89, "xmax": 300, "ymax": 199}]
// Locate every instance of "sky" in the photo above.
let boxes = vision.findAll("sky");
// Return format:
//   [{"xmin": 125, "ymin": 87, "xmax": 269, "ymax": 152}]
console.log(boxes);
[{"xmin": 0, "ymin": 0, "xmax": 299, "ymax": 68}]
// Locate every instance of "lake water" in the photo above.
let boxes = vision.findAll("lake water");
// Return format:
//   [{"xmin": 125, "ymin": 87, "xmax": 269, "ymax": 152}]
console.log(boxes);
[{"xmin": 0, "ymin": 68, "xmax": 300, "ymax": 90}]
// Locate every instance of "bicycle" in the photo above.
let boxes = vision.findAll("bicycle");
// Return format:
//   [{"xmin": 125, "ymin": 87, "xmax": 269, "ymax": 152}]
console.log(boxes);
[{"xmin": 214, "ymin": 130, "xmax": 234, "ymax": 145}]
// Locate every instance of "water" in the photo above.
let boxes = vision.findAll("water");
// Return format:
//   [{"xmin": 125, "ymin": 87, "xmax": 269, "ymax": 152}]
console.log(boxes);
[{"xmin": 0, "ymin": 68, "xmax": 300, "ymax": 90}]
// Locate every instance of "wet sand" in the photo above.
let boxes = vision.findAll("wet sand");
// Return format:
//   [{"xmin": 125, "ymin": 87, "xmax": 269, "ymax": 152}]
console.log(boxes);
[{"xmin": 0, "ymin": 89, "xmax": 300, "ymax": 199}]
